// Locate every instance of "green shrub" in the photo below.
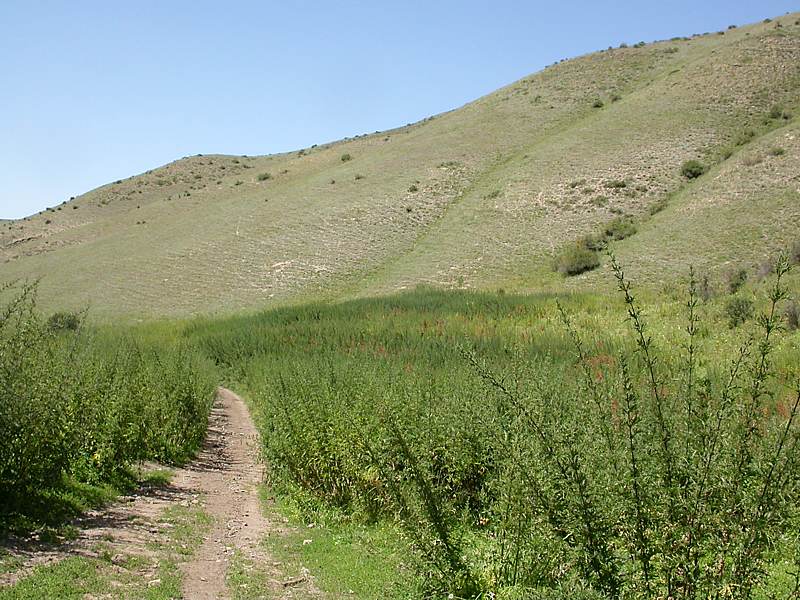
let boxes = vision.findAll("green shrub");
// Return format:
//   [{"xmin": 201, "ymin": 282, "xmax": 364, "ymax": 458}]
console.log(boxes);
[
  {"xmin": 735, "ymin": 129, "xmax": 756, "ymax": 146},
  {"xmin": 604, "ymin": 179, "xmax": 627, "ymax": 189},
  {"xmin": 47, "ymin": 311, "xmax": 81, "ymax": 331},
  {"xmin": 578, "ymin": 233, "xmax": 608, "ymax": 252},
  {"xmin": 340, "ymin": 153, "xmax": 352, "ymax": 162},
  {"xmin": 592, "ymin": 99, "xmax": 604, "ymax": 108},
  {"xmin": 649, "ymin": 197, "xmax": 669, "ymax": 214},
  {"xmin": 554, "ymin": 244, "xmax": 601, "ymax": 276},
  {"xmin": 725, "ymin": 295, "xmax": 754, "ymax": 327},
  {"xmin": 741, "ymin": 153, "xmax": 763, "ymax": 166},
  {"xmin": 257, "ymin": 172, "xmax": 272, "ymax": 181},
  {"xmin": 408, "ymin": 184, "xmax": 419, "ymax": 193},
  {"xmin": 604, "ymin": 217, "xmax": 637, "ymax": 240},
  {"xmin": 699, "ymin": 273, "xmax": 714, "ymax": 301},
  {"xmin": 769, "ymin": 146, "xmax": 786, "ymax": 156},
  {"xmin": 680, "ymin": 159, "xmax": 706, "ymax": 179},
  {"xmin": 726, "ymin": 267, "xmax": 748, "ymax": 293}
]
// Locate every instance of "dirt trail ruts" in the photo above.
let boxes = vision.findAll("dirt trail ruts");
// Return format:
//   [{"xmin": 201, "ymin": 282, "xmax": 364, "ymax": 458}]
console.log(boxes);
[
  {"xmin": 1, "ymin": 387, "xmax": 321, "ymax": 599},
  {"xmin": 180, "ymin": 387, "xmax": 319, "ymax": 599}
]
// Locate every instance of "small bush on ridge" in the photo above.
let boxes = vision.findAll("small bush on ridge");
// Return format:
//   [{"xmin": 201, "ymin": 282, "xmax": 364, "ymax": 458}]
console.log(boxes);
[
  {"xmin": 604, "ymin": 216, "xmax": 637, "ymax": 240},
  {"xmin": 680, "ymin": 159, "xmax": 706, "ymax": 179},
  {"xmin": 555, "ymin": 244, "xmax": 601, "ymax": 275}
]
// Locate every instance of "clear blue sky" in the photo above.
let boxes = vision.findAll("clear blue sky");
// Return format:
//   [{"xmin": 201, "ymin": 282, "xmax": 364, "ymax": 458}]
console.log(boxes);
[{"xmin": 1, "ymin": 1, "xmax": 796, "ymax": 219}]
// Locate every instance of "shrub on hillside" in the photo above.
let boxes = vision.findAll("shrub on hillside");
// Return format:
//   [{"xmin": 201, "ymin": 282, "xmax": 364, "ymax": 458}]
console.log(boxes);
[
  {"xmin": 680, "ymin": 159, "xmax": 706, "ymax": 179},
  {"xmin": 604, "ymin": 216, "xmax": 637, "ymax": 240},
  {"xmin": 725, "ymin": 295, "xmax": 754, "ymax": 327},
  {"xmin": 257, "ymin": 172, "xmax": 272, "ymax": 181},
  {"xmin": 769, "ymin": 105, "xmax": 785, "ymax": 120},
  {"xmin": 735, "ymin": 129, "xmax": 756, "ymax": 146},
  {"xmin": 648, "ymin": 196, "xmax": 669, "ymax": 215},
  {"xmin": 47, "ymin": 311, "xmax": 81, "ymax": 331},
  {"xmin": 340, "ymin": 153, "xmax": 352, "ymax": 162},
  {"xmin": 726, "ymin": 267, "xmax": 748, "ymax": 293},
  {"xmin": 699, "ymin": 274, "xmax": 714, "ymax": 301},
  {"xmin": 742, "ymin": 154, "xmax": 763, "ymax": 167},
  {"xmin": 554, "ymin": 244, "xmax": 601, "ymax": 276},
  {"xmin": 578, "ymin": 233, "xmax": 608, "ymax": 252},
  {"xmin": 755, "ymin": 260, "xmax": 773, "ymax": 282}
]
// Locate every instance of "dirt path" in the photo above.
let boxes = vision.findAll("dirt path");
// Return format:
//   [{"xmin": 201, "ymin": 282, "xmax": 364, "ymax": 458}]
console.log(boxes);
[
  {"xmin": 1, "ymin": 387, "xmax": 322, "ymax": 599},
  {"xmin": 179, "ymin": 387, "xmax": 264, "ymax": 598},
  {"xmin": 180, "ymin": 387, "xmax": 293, "ymax": 599}
]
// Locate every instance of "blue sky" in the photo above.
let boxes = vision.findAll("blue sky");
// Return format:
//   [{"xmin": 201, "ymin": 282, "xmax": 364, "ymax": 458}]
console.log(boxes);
[{"xmin": 1, "ymin": 1, "xmax": 796, "ymax": 219}]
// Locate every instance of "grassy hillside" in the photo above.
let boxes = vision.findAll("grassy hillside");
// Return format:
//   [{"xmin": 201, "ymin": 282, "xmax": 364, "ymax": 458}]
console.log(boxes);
[{"xmin": 2, "ymin": 14, "xmax": 799, "ymax": 319}]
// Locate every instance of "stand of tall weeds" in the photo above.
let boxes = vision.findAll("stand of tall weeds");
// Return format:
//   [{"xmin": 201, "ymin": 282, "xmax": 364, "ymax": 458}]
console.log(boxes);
[
  {"xmin": 190, "ymin": 263, "xmax": 800, "ymax": 599},
  {"xmin": 460, "ymin": 255, "xmax": 800, "ymax": 598},
  {"xmin": 0, "ymin": 283, "xmax": 215, "ymax": 527}
]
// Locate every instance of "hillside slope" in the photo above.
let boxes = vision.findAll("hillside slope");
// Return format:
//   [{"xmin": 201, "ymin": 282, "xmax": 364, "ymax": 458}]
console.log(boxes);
[{"xmin": 2, "ymin": 14, "xmax": 800, "ymax": 319}]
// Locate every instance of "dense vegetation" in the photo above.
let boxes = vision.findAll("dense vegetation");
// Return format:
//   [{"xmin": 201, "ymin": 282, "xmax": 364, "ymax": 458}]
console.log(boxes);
[
  {"xmin": 190, "ymin": 257, "xmax": 800, "ymax": 599},
  {"xmin": 0, "ymin": 282, "xmax": 215, "ymax": 530}
]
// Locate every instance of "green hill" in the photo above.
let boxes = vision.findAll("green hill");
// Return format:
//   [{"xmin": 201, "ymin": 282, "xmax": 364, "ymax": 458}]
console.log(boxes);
[{"xmin": 2, "ymin": 14, "xmax": 799, "ymax": 319}]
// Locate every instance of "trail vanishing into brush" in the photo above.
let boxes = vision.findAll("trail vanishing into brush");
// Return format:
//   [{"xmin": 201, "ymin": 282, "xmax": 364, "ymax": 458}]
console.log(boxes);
[{"xmin": 1, "ymin": 388, "xmax": 321, "ymax": 599}]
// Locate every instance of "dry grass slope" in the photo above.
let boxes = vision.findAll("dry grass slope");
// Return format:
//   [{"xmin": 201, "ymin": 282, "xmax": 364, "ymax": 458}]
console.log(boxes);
[{"xmin": 2, "ymin": 14, "xmax": 799, "ymax": 319}]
